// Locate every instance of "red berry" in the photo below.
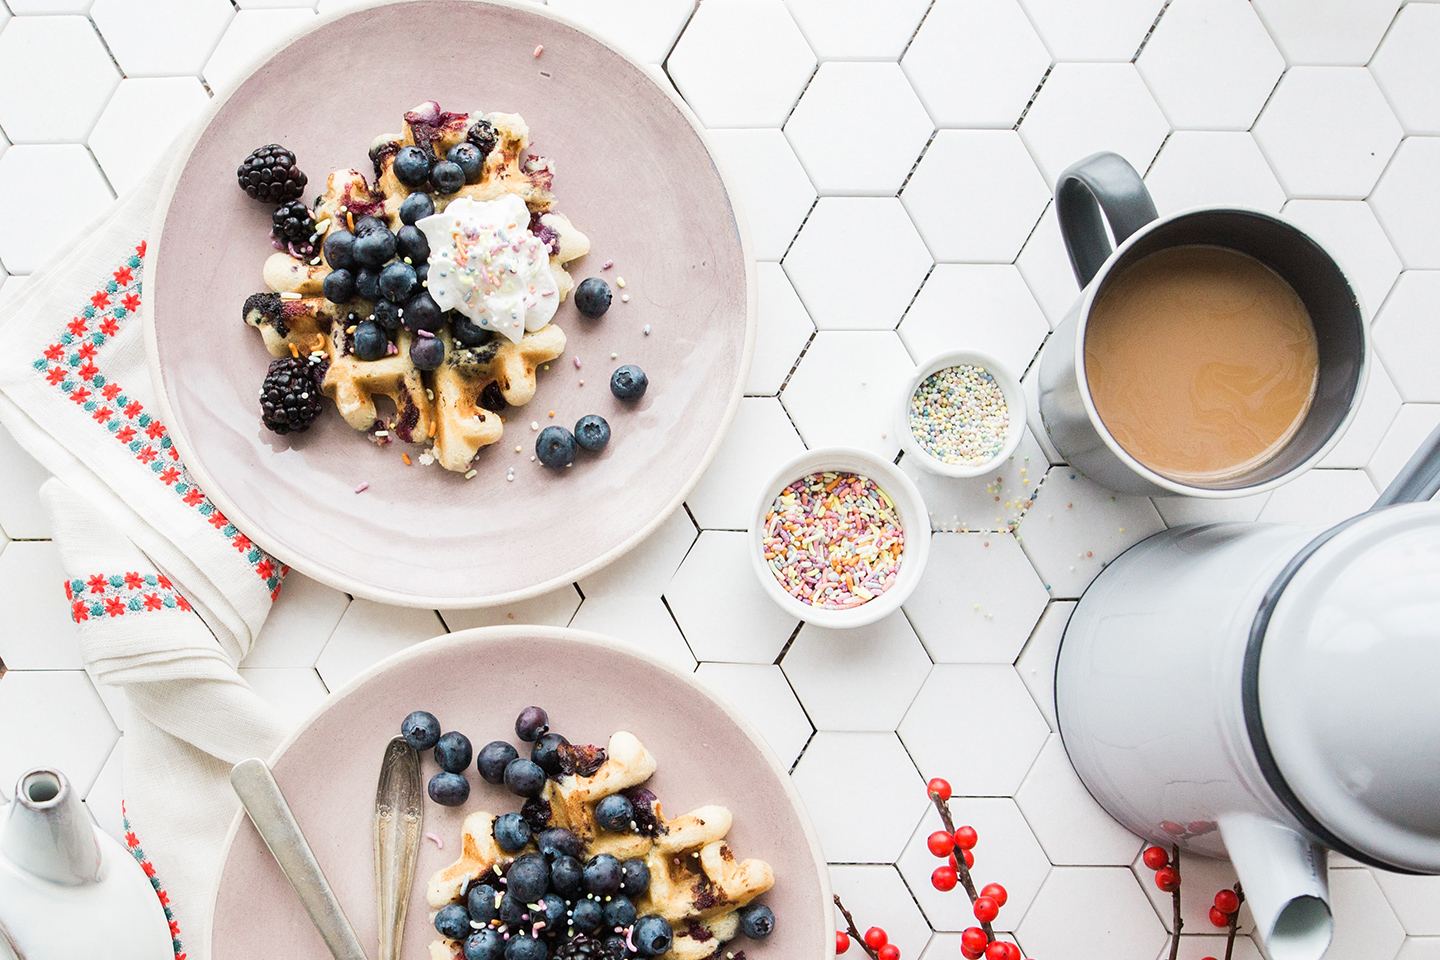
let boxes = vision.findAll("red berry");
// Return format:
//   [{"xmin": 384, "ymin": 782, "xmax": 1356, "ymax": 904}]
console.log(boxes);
[
  {"xmin": 865, "ymin": 927, "xmax": 888, "ymax": 950},
  {"xmin": 928, "ymin": 778, "xmax": 952, "ymax": 801},
  {"xmin": 1154, "ymin": 866, "xmax": 1180, "ymax": 892},
  {"xmin": 1005, "ymin": 946, "xmax": 1022, "ymax": 960},
  {"xmin": 963, "ymin": 848, "xmax": 975, "ymax": 869},
  {"xmin": 980, "ymin": 883, "xmax": 1008, "ymax": 908},
  {"xmin": 928, "ymin": 830, "xmax": 956, "ymax": 857},
  {"xmin": 955, "ymin": 826, "xmax": 978, "ymax": 850},
  {"xmin": 836, "ymin": 932, "xmax": 851, "ymax": 954},
  {"xmin": 932, "ymin": 865, "xmax": 958, "ymax": 891},
  {"xmin": 961, "ymin": 928, "xmax": 989, "ymax": 955},
  {"xmin": 1209, "ymin": 906, "xmax": 1231, "ymax": 927},
  {"xmin": 961, "ymin": 947, "xmax": 985, "ymax": 960},
  {"xmin": 878, "ymin": 946, "xmax": 900, "ymax": 960},
  {"xmin": 1214, "ymin": 889, "xmax": 1240, "ymax": 914},
  {"xmin": 1141, "ymin": 845, "xmax": 1169, "ymax": 870},
  {"xmin": 985, "ymin": 944, "xmax": 1009, "ymax": 960},
  {"xmin": 1201, "ymin": 957, "xmax": 1220, "ymax": 960},
  {"xmin": 973, "ymin": 896, "xmax": 999, "ymax": 923}
]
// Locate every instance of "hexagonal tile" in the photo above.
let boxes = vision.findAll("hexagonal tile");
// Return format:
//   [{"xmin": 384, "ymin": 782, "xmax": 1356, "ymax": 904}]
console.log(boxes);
[
  {"xmin": 0, "ymin": 670, "xmax": 118, "ymax": 795},
  {"xmin": 1161, "ymin": 934, "xmax": 1264, "ymax": 960},
  {"xmin": 786, "ymin": 198, "xmax": 931, "ymax": 329},
  {"xmin": 0, "ymin": 540, "xmax": 81, "ymax": 670},
  {"xmin": 1015, "ymin": 867, "xmax": 1168, "ymax": 960},
  {"xmin": 747, "ymin": 262, "xmax": 815, "ymax": 396},
  {"xmin": 0, "ymin": 274, "xmax": 28, "ymax": 307},
  {"xmin": 693, "ymin": 662, "xmax": 812, "ymax": 768},
  {"xmin": 901, "ymin": 0, "xmax": 1051, "ymax": 129},
  {"xmin": 1020, "ymin": 366, "xmax": 1066, "ymax": 467},
  {"xmin": 1014, "ymin": 600, "xmax": 1074, "ymax": 731},
  {"xmin": 1018, "ymin": 734, "xmax": 1140, "ymax": 866},
  {"xmin": 1136, "ymin": 0, "xmax": 1284, "ymax": 132},
  {"xmin": 1398, "ymin": 940, "xmax": 1440, "ymax": 960},
  {"xmin": 831, "ymin": 864, "xmax": 934, "ymax": 955},
  {"xmin": 92, "ymin": 0, "xmax": 234, "ymax": 76},
  {"xmin": 782, "ymin": 613, "xmax": 931, "ymax": 730},
  {"xmin": 577, "ymin": 506, "xmax": 696, "ymax": 598},
  {"xmin": 0, "ymin": 16, "xmax": 119, "ymax": 142},
  {"xmin": 1372, "ymin": 138, "xmax": 1440, "ymax": 270},
  {"xmin": 1319, "ymin": 359, "xmax": 1401, "ymax": 470},
  {"xmin": 1132, "ymin": 846, "xmax": 1252, "ymax": 934},
  {"xmin": 784, "ymin": 0, "xmax": 930, "ymax": 59},
  {"xmin": 903, "ymin": 131, "xmax": 1050, "ymax": 264},
  {"xmin": 1019, "ymin": 0, "xmax": 1161, "ymax": 61},
  {"xmin": 1143, "ymin": 132, "xmax": 1286, "ymax": 216},
  {"xmin": 0, "ymin": 145, "xmax": 114, "ymax": 273},
  {"xmin": 1253, "ymin": 67, "xmax": 1402, "ymax": 199},
  {"xmin": 1250, "ymin": 0, "xmax": 1402, "ymax": 66},
  {"xmin": 83, "ymin": 737, "xmax": 125, "ymax": 844},
  {"xmin": 1371, "ymin": 5, "xmax": 1440, "ymax": 136},
  {"xmin": 899, "ymin": 664, "xmax": 1049, "ymax": 796},
  {"xmin": 1367, "ymin": 403, "xmax": 1440, "ymax": 493},
  {"xmin": 791, "ymin": 731, "xmax": 927, "ymax": 862},
  {"xmin": 240, "ymin": 570, "xmax": 349, "ymax": 668},
  {"xmin": 1327, "ymin": 868, "xmax": 1406, "ymax": 960},
  {"xmin": 666, "ymin": 530, "xmax": 797, "ymax": 663},
  {"xmin": 1016, "ymin": 204, "xmax": 1081, "ymax": 329},
  {"xmin": 1151, "ymin": 489, "xmax": 1272, "ymax": 526},
  {"xmin": 568, "ymin": 595, "xmax": 697, "ymax": 673},
  {"xmin": 313, "ymin": 599, "xmax": 445, "ymax": 692},
  {"xmin": 442, "ymin": 584, "xmax": 583, "ymax": 632},
  {"xmin": 1015, "ymin": 468, "xmax": 1165, "ymax": 599},
  {"xmin": 899, "ymin": 265, "xmax": 1049, "ymax": 378},
  {"xmin": 0, "ymin": 420, "xmax": 53, "ymax": 539},
  {"xmin": 1019, "ymin": 63, "xmax": 1170, "ymax": 190},
  {"xmin": 89, "ymin": 78, "xmax": 211, "ymax": 196},
  {"xmin": 8, "ymin": 0, "xmax": 89, "ymax": 11},
  {"xmin": 238, "ymin": 667, "xmax": 329, "ymax": 728},
  {"xmin": 1374, "ymin": 271, "xmax": 1440, "ymax": 402},
  {"xmin": 666, "ymin": 0, "xmax": 816, "ymax": 128},
  {"xmin": 781, "ymin": 330, "xmax": 915, "ymax": 459},
  {"xmin": 903, "ymin": 533, "xmax": 1048, "ymax": 664},
  {"xmin": 1281, "ymin": 199, "xmax": 1402, "ymax": 319},
  {"xmin": 204, "ymin": 8, "xmax": 317, "ymax": 94},
  {"xmin": 545, "ymin": 0, "xmax": 694, "ymax": 64},
  {"xmin": 1370, "ymin": 870, "xmax": 1440, "ymax": 937},
  {"xmin": 1255, "ymin": 468, "xmax": 1376, "ymax": 524},
  {"xmin": 706, "ymin": 130, "xmax": 816, "ymax": 262},
  {"xmin": 902, "ymin": 428, "xmax": 1046, "ymax": 534},
  {"xmin": 686, "ymin": 397, "xmax": 806, "ymax": 530},
  {"xmin": 786, "ymin": 62, "xmax": 931, "ymax": 196},
  {"xmin": 898, "ymin": 798, "xmax": 1052, "ymax": 931}
]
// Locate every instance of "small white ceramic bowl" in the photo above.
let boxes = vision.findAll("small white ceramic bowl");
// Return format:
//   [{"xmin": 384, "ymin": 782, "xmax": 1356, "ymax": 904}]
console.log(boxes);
[
  {"xmin": 749, "ymin": 447, "xmax": 931, "ymax": 629},
  {"xmin": 897, "ymin": 350, "xmax": 1027, "ymax": 479}
]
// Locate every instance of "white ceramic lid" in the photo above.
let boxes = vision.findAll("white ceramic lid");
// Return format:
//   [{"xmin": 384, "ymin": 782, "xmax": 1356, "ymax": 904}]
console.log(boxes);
[{"xmin": 1259, "ymin": 502, "xmax": 1440, "ymax": 872}]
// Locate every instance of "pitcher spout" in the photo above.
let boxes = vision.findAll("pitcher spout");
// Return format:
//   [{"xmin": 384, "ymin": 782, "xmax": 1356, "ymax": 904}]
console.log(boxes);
[
  {"xmin": 1217, "ymin": 814, "xmax": 1333, "ymax": 960},
  {"xmin": 1, "ymin": 769, "xmax": 101, "ymax": 886}
]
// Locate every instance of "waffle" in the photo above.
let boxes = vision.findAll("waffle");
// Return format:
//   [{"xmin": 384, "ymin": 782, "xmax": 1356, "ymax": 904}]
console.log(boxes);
[
  {"xmin": 320, "ymin": 322, "xmax": 434, "ymax": 444},
  {"xmin": 426, "ymin": 731, "xmax": 775, "ymax": 960}
]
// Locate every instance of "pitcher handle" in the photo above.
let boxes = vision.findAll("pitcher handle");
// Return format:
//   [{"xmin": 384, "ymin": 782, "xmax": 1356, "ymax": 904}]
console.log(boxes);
[
  {"xmin": 1055, "ymin": 151, "xmax": 1158, "ymax": 288},
  {"xmin": 1374, "ymin": 423, "xmax": 1440, "ymax": 507}
]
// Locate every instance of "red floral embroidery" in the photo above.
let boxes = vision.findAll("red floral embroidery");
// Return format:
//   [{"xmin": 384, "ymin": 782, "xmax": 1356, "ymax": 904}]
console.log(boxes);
[{"xmin": 90, "ymin": 291, "xmax": 110, "ymax": 309}]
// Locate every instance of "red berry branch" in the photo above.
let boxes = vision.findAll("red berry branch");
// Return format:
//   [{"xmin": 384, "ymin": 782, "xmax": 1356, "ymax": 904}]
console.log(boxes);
[
  {"xmin": 1203, "ymin": 883, "xmax": 1246, "ymax": 960},
  {"xmin": 1142, "ymin": 843, "xmax": 1246, "ymax": 960},
  {"xmin": 834, "ymin": 894, "xmax": 899, "ymax": 960},
  {"xmin": 924, "ymin": 778, "xmax": 1024, "ymax": 960}
]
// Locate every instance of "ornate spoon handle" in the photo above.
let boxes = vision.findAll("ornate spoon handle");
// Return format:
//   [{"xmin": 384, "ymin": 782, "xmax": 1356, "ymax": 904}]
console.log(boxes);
[{"xmin": 374, "ymin": 737, "xmax": 423, "ymax": 960}]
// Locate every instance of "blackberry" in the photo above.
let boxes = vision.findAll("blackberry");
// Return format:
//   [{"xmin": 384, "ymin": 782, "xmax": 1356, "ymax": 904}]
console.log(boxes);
[
  {"xmin": 466, "ymin": 119, "xmax": 498, "ymax": 162},
  {"xmin": 271, "ymin": 199, "xmax": 315, "ymax": 255},
  {"xmin": 259, "ymin": 357, "xmax": 322, "ymax": 435},
  {"xmin": 237, "ymin": 144, "xmax": 308, "ymax": 202}
]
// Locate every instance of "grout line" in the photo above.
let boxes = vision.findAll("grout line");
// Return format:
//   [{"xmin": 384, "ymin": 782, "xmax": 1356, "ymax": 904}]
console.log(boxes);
[
  {"xmin": 659, "ymin": 0, "xmax": 701, "ymax": 84},
  {"xmin": 899, "ymin": 0, "xmax": 937, "ymax": 59},
  {"xmin": 781, "ymin": 61, "xmax": 821, "ymax": 129},
  {"xmin": 1132, "ymin": 0, "xmax": 1174, "ymax": 62},
  {"xmin": 88, "ymin": 13, "xmax": 126, "ymax": 79},
  {"xmin": 898, "ymin": 128, "xmax": 936, "ymax": 195},
  {"xmin": 1013, "ymin": 64, "xmax": 1053, "ymax": 130}
]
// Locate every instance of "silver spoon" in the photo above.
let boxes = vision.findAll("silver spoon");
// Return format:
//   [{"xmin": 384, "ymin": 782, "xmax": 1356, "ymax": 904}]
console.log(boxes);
[{"xmin": 373, "ymin": 737, "xmax": 423, "ymax": 960}]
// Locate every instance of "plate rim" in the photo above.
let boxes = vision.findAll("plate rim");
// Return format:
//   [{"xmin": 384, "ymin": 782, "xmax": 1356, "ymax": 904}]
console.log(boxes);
[
  {"xmin": 202, "ymin": 624, "xmax": 834, "ymax": 959},
  {"xmin": 141, "ymin": 0, "xmax": 758, "ymax": 609}
]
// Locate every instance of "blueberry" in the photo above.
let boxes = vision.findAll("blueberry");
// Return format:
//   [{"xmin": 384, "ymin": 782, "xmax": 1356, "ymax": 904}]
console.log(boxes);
[
  {"xmin": 504, "ymin": 757, "xmax": 547, "ymax": 798},
  {"xmin": 428, "ymin": 771, "xmax": 469, "ymax": 806},
  {"xmin": 594, "ymin": 794, "xmax": 634, "ymax": 833},
  {"xmin": 353, "ymin": 215, "xmax": 388, "ymax": 237},
  {"xmin": 379, "ymin": 261, "xmax": 418, "ymax": 303},
  {"xmin": 403, "ymin": 290, "xmax": 444, "ymax": 332},
  {"xmin": 400, "ymin": 710, "xmax": 441, "ymax": 750},
  {"xmin": 410, "ymin": 335, "xmax": 445, "ymax": 371},
  {"xmin": 536, "ymin": 426, "xmax": 577, "ymax": 469},
  {"xmin": 604, "ymin": 895, "xmax": 638, "ymax": 929},
  {"xmin": 467, "ymin": 882, "xmax": 501, "ymax": 924},
  {"xmin": 356, "ymin": 267, "xmax": 380, "ymax": 301},
  {"xmin": 620, "ymin": 858, "xmax": 650, "ymax": 897},
  {"xmin": 434, "ymin": 902, "xmax": 471, "ymax": 940},
  {"xmin": 448, "ymin": 142, "xmax": 484, "ymax": 183},
  {"xmin": 506, "ymin": 854, "xmax": 549, "ymax": 903},
  {"xmin": 354, "ymin": 229, "xmax": 396, "ymax": 269},
  {"xmin": 352, "ymin": 320, "xmax": 388, "ymax": 362},
  {"xmin": 323, "ymin": 229, "xmax": 356, "ymax": 270},
  {"xmin": 738, "ymin": 903, "xmax": 775, "ymax": 939},
  {"xmin": 476, "ymin": 741, "xmax": 519, "ymax": 785},
  {"xmin": 536, "ymin": 827, "xmax": 580, "ymax": 861},
  {"xmin": 399, "ymin": 191, "xmax": 435, "ymax": 226},
  {"xmin": 539, "ymin": 893, "xmax": 567, "ymax": 929},
  {"xmin": 582, "ymin": 854, "xmax": 622, "ymax": 896},
  {"xmin": 431, "ymin": 160, "xmax": 465, "ymax": 194},
  {"xmin": 516, "ymin": 707, "xmax": 549, "ymax": 742},
  {"xmin": 415, "ymin": 261, "xmax": 429, "ymax": 285},
  {"xmin": 498, "ymin": 892, "xmax": 526, "ymax": 927},
  {"xmin": 452, "ymin": 314, "xmax": 493, "ymax": 348},
  {"xmin": 573, "ymin": 415, "xmax": 610, "ymax": 452},
  {"xmin": 610, "ymin": 365, "xmax": 648, "ymax": 401},
  {"xmin": 574, "ymin": 278, "xmax": 611, "ymax": 318},
  {"xmin": 503, "ymin": 936, "xmax": 545, "ymax": 960},
  {"xmin": 434, "ymin": 731, "xmax": 473, "ymax": 773},
  {"xmin": 570, "ymin": 897, "xmax": 603, "ymax": 934},
  {"xmin": 493, "ymin": 812, "xmax": 531, "ymax": 853},
  {"xmin": 531, "ymin": 732, "xmax": 569, "ymax": 776},
  {"xmin": 394, "ymin": 145, "xmax": 433, "ymax": 188},
  {"xmin": 464, "ymin": 929, "xmax": 504, "ymax": 960},
  {"xmin": 632, "ymin": 915, "xmax": 673, "ymax": 957},
  {"xmin": 372, "ymin": 298, "xmax": 402, "ymax": 331},
  {"xmin": 323, "ymin": 267, "xmax": 356, "ymax": 304},
  {"xmin": 397, "ymin": 224, "xmax": 430, "ymax": 264},
  {"xmin": 549, "ymin": 855, "xmax": 582, "ymax": 897}
]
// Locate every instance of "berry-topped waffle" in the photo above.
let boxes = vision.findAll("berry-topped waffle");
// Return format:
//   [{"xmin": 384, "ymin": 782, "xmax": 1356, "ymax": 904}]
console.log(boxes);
[{"xmin": 239, "ymin": 101, "xmax": 589, "ymax": 472}]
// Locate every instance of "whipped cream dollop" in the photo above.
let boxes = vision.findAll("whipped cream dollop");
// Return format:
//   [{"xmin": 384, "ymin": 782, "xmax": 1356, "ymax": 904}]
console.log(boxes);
[{"xmin": 417, "ymin": 194, "xmax": 557, "ymax": 344}]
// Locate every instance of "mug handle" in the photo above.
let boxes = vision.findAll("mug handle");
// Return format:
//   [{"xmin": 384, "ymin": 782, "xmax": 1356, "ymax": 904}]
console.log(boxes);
[
  {"xmin": 1374, "ymin": 423, "xmax": 1440, "ymax": 507},
  {"xmin": 1055, "ymin": 151, "xmax": 1159, "ymax": 288}
]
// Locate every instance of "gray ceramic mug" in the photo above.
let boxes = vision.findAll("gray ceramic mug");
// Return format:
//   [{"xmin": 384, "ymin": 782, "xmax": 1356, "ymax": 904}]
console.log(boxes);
[{"xmin": 1036, "ymin": 152, "xmax": 1368, "ymax": 498}]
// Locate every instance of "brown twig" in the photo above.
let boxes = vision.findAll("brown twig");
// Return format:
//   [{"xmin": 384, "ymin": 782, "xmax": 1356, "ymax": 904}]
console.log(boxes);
[
  {"xmin": 1223, "ymin": 883, "xmax": 1246, "ymax": 960},
  {"xmin": 834, "ymin": 894, "xmax": 881, "ymax": 960},
  {"xmin": 930, "ymin": 789, "xmax": 997, "ymax": 943},
  {"xmin": 1168, "ymin": 845, "xmax": 1183, "ymax": 960}
]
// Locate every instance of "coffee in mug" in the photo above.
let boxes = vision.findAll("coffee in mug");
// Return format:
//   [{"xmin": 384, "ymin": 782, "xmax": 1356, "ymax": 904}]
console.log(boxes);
[{"xmin": 1082, "ymin": 245, "xmax": 1320, "ymax": 485}]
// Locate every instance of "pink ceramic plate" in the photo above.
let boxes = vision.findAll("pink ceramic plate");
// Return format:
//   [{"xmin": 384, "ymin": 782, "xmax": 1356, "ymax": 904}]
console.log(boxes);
[
  {"xmin": 143, "ymin": 0, "xmax": 755, "ymax": 607},
  {"xmin": 206, "ymin": 626, "xmax": 831, "ymax": 959}
]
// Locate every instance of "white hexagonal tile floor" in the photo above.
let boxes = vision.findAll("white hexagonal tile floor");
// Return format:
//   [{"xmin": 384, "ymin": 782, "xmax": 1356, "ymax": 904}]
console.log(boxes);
[
  {"xmin": 782, "ymin": 612, "xmax": 932, "ymax": 731},
  {"xmin": 780, "ymin": 330, "xmax": 916, "ymax": 458},
  {"xmin": 1371, "ymin": 137, "xmax": 1440, "ymax": 270},
  {"xmin": 899, "ymin": 264, "xmax": 1050, "ymax": 376},
  {"xmin": 0, "ymin": 16, "xmax": 120, "ymax": 143},
  {"xmin": 666, "ymin": 530, "xmax": 797, "ymax": 663},
  {"xmin": 1250, "ymin": 0, "xmax": 1403, "ymax": 66},
  {"xmin": 704, "ymin": 130, "xmax": 816, "ymax": 263},
  {"xmin": 1015, "ymin": 866, "xmax": 1168, "ymax": 960},
  {"xmin": 791, "ymin": 731, "xmax": 930, "ymax": 863},
  {"xmin": 1144, "ymin": 131, "xmax": 1286, "ymax": 216}
]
